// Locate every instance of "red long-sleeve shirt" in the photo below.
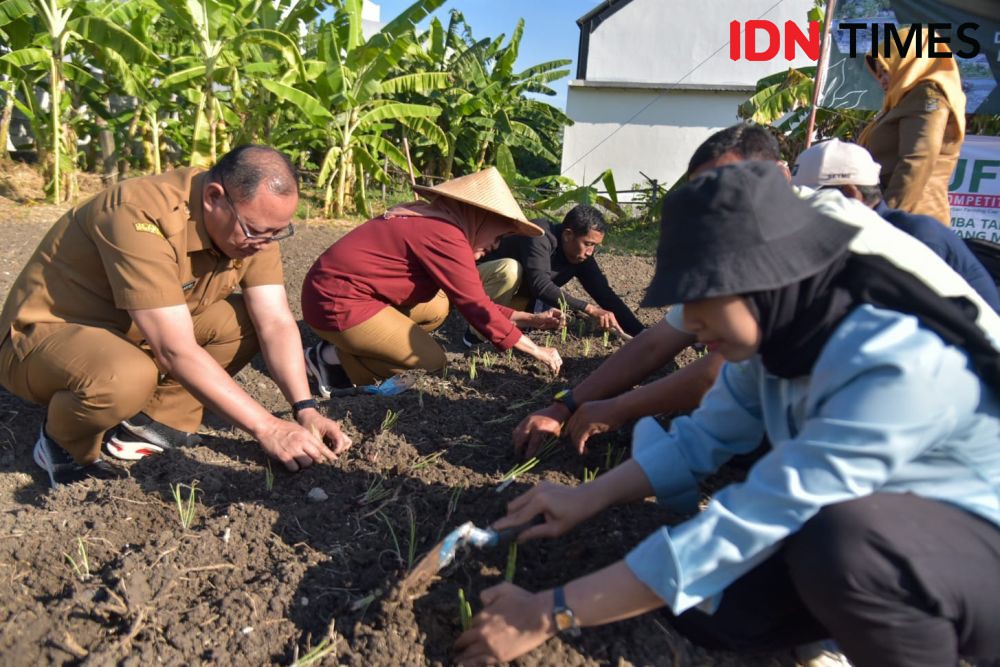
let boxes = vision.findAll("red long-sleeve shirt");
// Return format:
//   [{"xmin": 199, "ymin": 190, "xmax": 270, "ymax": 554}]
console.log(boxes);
[{"xmin": 301, "ymin": 215, "xmax": 522, "ymax": 350}]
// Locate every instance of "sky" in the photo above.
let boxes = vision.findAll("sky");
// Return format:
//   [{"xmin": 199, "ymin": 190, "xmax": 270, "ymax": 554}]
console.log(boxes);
[{"xmin": 372, "ymin": 0, "xmax": 598, "ymax": 109}]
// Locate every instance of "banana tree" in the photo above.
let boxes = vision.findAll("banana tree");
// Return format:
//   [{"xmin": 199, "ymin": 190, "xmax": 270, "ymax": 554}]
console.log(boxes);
[
  {"xmin": 409, "ymin": 12, "xmax": 571, "ymax": 180},
  {"xmin": 264, "ymin": 0, "xmax": 450, "ymax": 217},
  {"xmin": 155, "ymin": 0, "xmax": 318, "ymax": 166},
  {"xmin": 0, "ymin": 0, "xmax": 158, "ymax": 201}
]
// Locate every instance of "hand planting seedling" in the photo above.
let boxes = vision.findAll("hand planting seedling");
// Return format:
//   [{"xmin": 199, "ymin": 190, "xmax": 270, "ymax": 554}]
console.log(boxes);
[{"xmin": 170, "ymin": 481, "xmax": 200, "ymax": 530}]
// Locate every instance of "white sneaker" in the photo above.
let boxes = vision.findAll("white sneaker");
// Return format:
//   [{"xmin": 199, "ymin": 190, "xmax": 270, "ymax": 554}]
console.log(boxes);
[{"xmin": 795, "ymin": 640, "xmax": 852, "ymax": 667}]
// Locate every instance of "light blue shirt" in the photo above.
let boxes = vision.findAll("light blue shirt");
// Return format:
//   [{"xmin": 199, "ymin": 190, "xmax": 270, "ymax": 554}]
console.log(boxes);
[{"xmin": 625, "ymin": 305, "xmax": 1000, "ymax": 615}]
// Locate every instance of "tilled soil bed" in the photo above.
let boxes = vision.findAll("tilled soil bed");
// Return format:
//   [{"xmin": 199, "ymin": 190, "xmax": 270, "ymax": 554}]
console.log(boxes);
[{"xmin": 0, "ymin": 207, "xmax": 801, "ymax": 666}]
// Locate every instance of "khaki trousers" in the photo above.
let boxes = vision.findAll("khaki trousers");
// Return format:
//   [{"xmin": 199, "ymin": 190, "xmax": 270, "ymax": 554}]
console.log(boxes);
[
  {"xmin": 311, "ymin": 291, "xmax": 450, "ymax": 386},
  {"xmin": 468, "ymin": 258, "xmax": 530, "ymax": 342},
  {"xmin": 0, "ymin": 295, "xmax": 258, "ymax": 463}
]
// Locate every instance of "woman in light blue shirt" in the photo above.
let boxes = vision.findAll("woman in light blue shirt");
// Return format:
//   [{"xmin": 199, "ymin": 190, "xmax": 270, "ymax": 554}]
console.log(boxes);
[{"xmin": 454, "ymin": 162, "xmax": 1000, "ymax": 667}]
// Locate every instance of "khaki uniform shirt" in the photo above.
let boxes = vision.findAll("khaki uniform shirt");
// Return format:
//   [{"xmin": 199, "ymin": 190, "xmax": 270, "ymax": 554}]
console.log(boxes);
[
  {"xmin": 0, "ymin": 168, "xmax": 284, "ymax": 359},
  {"xmin": 861, "ymin": 81, "xmax": 963, "ymax": 226}
]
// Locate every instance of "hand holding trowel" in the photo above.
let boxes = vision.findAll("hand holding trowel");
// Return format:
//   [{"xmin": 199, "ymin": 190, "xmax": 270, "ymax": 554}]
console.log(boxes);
[{"xmin": 401, "ymin": 517, "xmax": 543, "ymax": 598}]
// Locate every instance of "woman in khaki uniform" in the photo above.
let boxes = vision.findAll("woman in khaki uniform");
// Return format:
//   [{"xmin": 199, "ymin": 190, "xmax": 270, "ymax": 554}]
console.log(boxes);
[{"xmin": 859, "ymin": 25, "xmax": 966, "ymax": 226}]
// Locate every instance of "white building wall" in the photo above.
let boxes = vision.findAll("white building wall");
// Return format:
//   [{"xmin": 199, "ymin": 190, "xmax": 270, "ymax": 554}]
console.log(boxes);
[
  {"xmin": 562, "ymin": 0, "xmax": 818, "ymax": 191},
  {"xmin": 586, "ymin": 0, "xmax": 817, "ymax": 85},
  {"xmin": 562, "ymin": 86, "xmax": 749, "ymax": 190}
]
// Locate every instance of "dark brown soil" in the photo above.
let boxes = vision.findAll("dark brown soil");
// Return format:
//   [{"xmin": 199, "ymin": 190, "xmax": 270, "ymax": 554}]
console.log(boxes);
[{"xmin": 0, "ymin": 199, "xmax": 797, "ymax": 666}]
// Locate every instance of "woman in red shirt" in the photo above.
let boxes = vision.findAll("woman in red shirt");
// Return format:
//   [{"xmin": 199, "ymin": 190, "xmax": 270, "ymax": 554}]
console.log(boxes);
[{"xmin": 301, "ymin": 168, "xmax": 564, "ymax": 393}]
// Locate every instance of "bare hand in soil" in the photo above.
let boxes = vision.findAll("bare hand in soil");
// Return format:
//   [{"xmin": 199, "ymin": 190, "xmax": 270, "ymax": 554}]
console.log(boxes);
[
  {"xmin": 453, "ymin": 583, "xmax": 554, "ymax": 665},
  {"xmin": 534, "ymin": 346, "xmax": 562, "ymax": 375},
  {"xmin": 532, "ymin": 307, "xmax": 565, "ymax": 330},
  {"xmin": 587, "ymin": 306, "xmax": 623, "ymax": 334},
  {"xmin": 495, "ymin": 481, "xmax": 596, "ymax": 541},
  {"xmin": 512, "ymin": 404, "xmax": 567, "ymax": 459},
  {"xmin": 296, "ymin": 410, "xmax": 353, "ymax": 455},
  {"xmin": 566, "ymin": 398, "xmax": 623, "ymax": 454},
  {"xmin": 255, "ymin": 417, "xmax": 340, "ymax": 471}
]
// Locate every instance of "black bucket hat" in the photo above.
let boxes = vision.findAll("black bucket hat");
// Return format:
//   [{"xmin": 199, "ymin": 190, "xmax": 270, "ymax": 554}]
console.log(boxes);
[{"xmin": 642, "ymin": 161, "xmax": 859, "ymax": 307}]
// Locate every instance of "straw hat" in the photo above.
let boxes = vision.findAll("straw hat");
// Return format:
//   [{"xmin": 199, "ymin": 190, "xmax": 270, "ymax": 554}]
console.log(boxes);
[{"xmin": 413, "ymin": 167, "xmax": 543, "ymax": 237}]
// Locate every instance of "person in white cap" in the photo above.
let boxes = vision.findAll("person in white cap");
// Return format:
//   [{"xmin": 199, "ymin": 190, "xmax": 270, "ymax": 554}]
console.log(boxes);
[
  {"xmin": 300, "ymin": 167, "xmax": 564, "ymax": 393},
  {"xmin": 792, "ymin": 139, "xmax": 1000, "ymax": 312}
]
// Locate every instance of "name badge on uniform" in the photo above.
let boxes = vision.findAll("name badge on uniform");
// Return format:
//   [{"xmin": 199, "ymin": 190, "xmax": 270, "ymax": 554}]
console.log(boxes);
[
  {"xmin": 134, "ymin": 221, "xmax": 165, "ymax": 238},
  {"xmin": 925, "ymin": 98, "xmax": 940, "ymax": 112},
  {"xmin": 181, "ymin": 280, "xmax": 196, "ymax": 291}
]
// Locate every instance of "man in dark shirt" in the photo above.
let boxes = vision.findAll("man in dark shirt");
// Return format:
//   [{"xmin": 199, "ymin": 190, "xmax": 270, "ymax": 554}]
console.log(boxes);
[
  {"xmin": 792, "ymin": 139, "xmax": 1000, "ymax": 313},
  {"xmin": 473, "ymin": 205, "xmax": 645, "ymax": 344}
]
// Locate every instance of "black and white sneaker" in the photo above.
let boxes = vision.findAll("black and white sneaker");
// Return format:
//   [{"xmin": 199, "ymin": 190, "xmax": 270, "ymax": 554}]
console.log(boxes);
[
  {"xmin": 461, "ymin": 327, "xmax": 480, "ymax": 349},
  {"xmin": 304, "ymin": 342, "xmax": 351, "ymax": 398},
  {"xmin": 105, "ymin": 412, "xmax": 201, "ymax": 461},
  {"xmin": 33, "ymin": 425, "xmax": 128, "ymax": 488}
]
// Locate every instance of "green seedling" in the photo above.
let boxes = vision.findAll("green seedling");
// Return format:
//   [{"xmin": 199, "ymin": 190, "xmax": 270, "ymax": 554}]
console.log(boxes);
[
  {"xmin": 378, "ymin": 511, "xmax": 404, "ymax": 567},
  {"xmin": 445, "ymin": 484, "xmax": 465, "ymax": 522},
  {"xmin": 480, "ymin": 352, "xmax": 497, "ymax": 369},
  {"xmin": 560, "ymin": 325, "xmax": 568, "ymax": 344},
  {"xmin": 583, "ymin": 339, "xmax": 592, "ymax": 357},
  {"xmin": 468, "ymin": 357, "xmax": 477, "ymax": 381},
  {"xmin": 558, "ymin": 295, "xmax": 570, "ymax": 343},
  {"xmin": 504, "ymin": 542, "xmax": 518, "ymax": 583},
  {"xmin": 417, "ymin": 388, "xmax": 424, "ymax": 410},
  {"xmin": 458, "ymin": 588, "xmax": 473, "ymax": 631},
  {"xmin": 264, "ymin": 460, "xmax": 275, "ymax": 492},
  {"xmin": 497, "ymin": 437, "xmax": 560, "ymax": 491},
  {"xmin": 506, "ymin": 348, "xmax": 514, "ymax": 362},
  {"xmin": 583, "ymin": 466, "xmax": 599, "ymax": 483},
  {"xmin": 543, "ymin": 333, "xmax": 552, "ymax": 347},
  {"xmin": 442, "ymin": 364, "xmax": 449, "ymax": 380},
  {"xmin": 602, "ymin": 330, "xmax": 610, "ymax": 348},
  {"xmin": 406, "ymin": 505, "xmax": 418, "ymax": 570},
  {"xmin": 170, "ymin": 481, "xmax": 200, "ymax": 530},
  {"xmin": 360, "ymin": 475, "xmax": 394, "ymax": 506},
  {"xmin": 410, "ymin": 449, "xmax": 444, "ymax": 472},
  {"xmin": 292, "ymin": 637, "xmax": 338, "ymax": 667},
  {"xmin": 380, "ymin": 408, "xmax": 401, "ymax": 432},
  {"xmin": 64, "ymin": 537, "xmax": 90, "ymax": 581}
]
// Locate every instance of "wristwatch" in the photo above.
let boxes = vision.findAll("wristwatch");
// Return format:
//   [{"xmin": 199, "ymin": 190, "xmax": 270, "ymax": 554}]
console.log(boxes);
[
  {"xmin": 291, "ymin": 398, "xmax": 318, "ymax": 419},
  {"xmin": 553, "ymin": 388, "xmax": 578, "ymax": 413},
  {"xmin": 552, "ymin": 586, "xmax": 581, "ymax": 637}
]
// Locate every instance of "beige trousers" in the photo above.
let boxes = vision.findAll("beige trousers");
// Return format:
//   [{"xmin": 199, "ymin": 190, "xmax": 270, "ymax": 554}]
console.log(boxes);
[
  {"xmin": 0, "ymin": 295, "xmax": 258, "ymax": 463},
  {"xmin": 310, "ymin": 291, "xmax": 450, "ymax": 386}
]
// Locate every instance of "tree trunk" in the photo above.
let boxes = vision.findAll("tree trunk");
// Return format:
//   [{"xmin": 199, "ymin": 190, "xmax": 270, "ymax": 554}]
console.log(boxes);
[
  {"xmin": 148, "ymin": 108, "xmax": 161, "ymax": 174},
  {"xmin": 0, "ymin": 86, "xmax": 13, "ymax": 162},
  {"xmin": 49, "ymin": 55, "xmax": 62, "ymax": 203},
  {"xmin": 97, "ymin": 116, "xmax": 117, "ymax": 185}
]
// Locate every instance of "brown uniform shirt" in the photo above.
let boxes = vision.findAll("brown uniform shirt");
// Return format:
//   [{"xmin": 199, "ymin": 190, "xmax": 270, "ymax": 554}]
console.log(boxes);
[
  {"xmin": 0, "ymin": 168, "xmax": 284, "ymax": 359},
  {"xmin": 861, "ymin": 81, "xmax": 962, "ymax": 226}
]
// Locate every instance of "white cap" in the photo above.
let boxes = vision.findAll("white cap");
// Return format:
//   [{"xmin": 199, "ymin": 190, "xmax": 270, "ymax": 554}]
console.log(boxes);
[{"xmin": 791, "ymin": 139, "xmax": 882, "ymax": 188}]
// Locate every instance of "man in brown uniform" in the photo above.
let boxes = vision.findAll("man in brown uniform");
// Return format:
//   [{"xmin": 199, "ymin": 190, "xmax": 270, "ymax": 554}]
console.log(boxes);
[{"xmin": 0, "ymin": 145, "xmax": 351, "ymax": 487}]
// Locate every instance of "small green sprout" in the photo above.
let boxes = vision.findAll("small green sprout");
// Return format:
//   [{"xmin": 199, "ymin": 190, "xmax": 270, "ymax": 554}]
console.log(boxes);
[
  {"xmin": 583, "ymin": 466, "xmax": 599, "ymax": 483},
  {"xmin": 264, "ymin": 460, "xmax": 275, "ymax": 491},
  {"xmin": 468, "ymin": 356, "xmax": 477, "ymax": 381},
  {"xmin": 292, "ymin": 637, "xmax": 338, "ymax": 667},
  {"xmin": 458, "ymin": 588, "xmax": 473, "ymax": 631},
  {"xmin": 504, "ymin": 542, "xmax": 518, "ymax": 583},
  {"xmin": 602, "ymin": 330, "xmax": 610, "ymax": 348},
  {"xmin": 380, "ymin": 408, "xmax": 401, "ymax": 432},
  {"xmin": 170, "ymin": 481, "xmax": 200, "ymax": 530},
  {"xmin": 583, "ymin": 339, "xmax": 592, "ymax": 357},
  {"xmin": 64, "ymin": 537, "xmax": 90, "ymax": 581}
]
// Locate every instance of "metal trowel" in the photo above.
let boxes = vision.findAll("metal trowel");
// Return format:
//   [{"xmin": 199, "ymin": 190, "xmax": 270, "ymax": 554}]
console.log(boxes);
[{"xmin": 400, "ymin": 518, "xmax": 542, "ymax": 597}]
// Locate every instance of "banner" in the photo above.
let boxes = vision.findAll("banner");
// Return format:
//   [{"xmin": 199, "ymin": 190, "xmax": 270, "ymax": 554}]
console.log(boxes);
[
  {"xmin": 820, "ymin": 0, "xmax": 1000, "ymax": 114},
  {"xmin": 950, "ymin": 135, "xmax": 1000, "ymax": 240}
]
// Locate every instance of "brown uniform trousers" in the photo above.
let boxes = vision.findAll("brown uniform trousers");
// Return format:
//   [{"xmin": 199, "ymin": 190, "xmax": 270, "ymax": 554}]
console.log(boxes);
[
  {"xmin": 309, "ymin": 260, "xmax": 527, "ymax": 385},
  {"xmin": 0, "ymin": 168, "xmax": 282, "ymax": 463},
  {"xmin": 310, "ymin": 291, "xmax": 450, "ymax": 386},
  {"xmin": 861, "ymin": 81, "xmax": 963, "ymax": 226},
  {"xmin": 0, "ymin": 295, "xmax": 257, "ymax": 463}
]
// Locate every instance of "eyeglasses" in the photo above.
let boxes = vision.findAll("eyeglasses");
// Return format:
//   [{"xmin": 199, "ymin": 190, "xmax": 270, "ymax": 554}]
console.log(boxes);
[{"xmin": 222, "ymin": 184, "xmax": 295, "ymax": 242}]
